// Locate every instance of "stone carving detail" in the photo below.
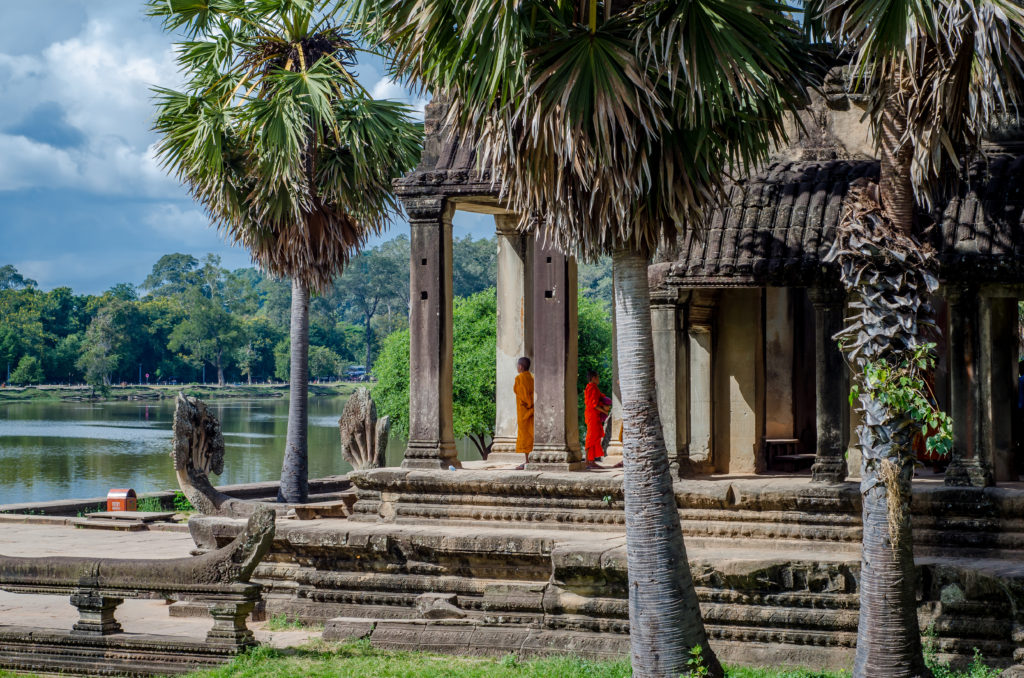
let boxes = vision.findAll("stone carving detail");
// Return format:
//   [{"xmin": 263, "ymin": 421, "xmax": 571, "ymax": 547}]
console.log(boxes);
[
  {"xmin": 339, "ymin": 388, "xmax": 390, "ymax": 471},
  {"xmin": 172, "ymin": 392, "xmax": 277, "ymax": 516}
]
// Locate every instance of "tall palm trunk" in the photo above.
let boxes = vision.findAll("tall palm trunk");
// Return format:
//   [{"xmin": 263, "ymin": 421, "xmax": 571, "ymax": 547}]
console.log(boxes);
[
  {"xmin": 828, "ymin": 177, "xmax": 934, "ymax": 678},
  {"xmin": 613, "ymin": 249, "xmax": 722, "ymax": 678},
  {"xmin": 278, "ymin": 278, "xmax": 310, "ymax": 504}
]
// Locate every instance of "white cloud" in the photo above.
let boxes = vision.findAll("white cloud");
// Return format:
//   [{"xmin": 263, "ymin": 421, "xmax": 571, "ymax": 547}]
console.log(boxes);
[
  {"xmin": 369, "ymin": 77, "xmax": 430, "ymax": 119},
  {"xmin": 0, "ymin": 14, "xmax": 182, "ymax": 197},
  {"xmin": 143, "ymin": 203, "xmax": 213, "ymax": 239}
]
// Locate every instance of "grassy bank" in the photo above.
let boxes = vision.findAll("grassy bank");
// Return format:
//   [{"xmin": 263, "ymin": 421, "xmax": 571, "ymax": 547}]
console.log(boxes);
[
  {"xmin": 0, "ymin": 382, "xmax": 359, "ymax": 404},
  {"xmin": 183, "ymin": 642, "xmax": 846, "ymax": 678}
]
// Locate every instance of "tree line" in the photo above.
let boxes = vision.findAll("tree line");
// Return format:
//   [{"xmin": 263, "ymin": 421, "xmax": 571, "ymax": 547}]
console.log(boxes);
[{"xmin": 0, "ymin": 238, "xmax": 611, "ymax": 388}]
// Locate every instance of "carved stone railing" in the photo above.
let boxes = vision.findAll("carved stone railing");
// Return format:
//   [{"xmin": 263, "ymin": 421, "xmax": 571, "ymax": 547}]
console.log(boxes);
[{"xmin": 0, "ymin": 506, "xmax": 275, "ymax": 648}]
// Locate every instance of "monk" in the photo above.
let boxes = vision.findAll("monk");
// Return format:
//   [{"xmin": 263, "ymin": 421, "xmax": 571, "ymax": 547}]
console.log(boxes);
[
  {"xmin": 584, "ymin": 369, "xmax": 611, "ymax": 469},
  {"xmin": 513, "ymin": 357, "xmax": 534, "ymax": 470}
]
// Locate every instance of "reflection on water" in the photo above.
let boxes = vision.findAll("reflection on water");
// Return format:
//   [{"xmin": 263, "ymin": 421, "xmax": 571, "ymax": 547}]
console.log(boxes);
[{"xmin": 0, "ymin": 397, "xmax": 481, "ymax": 505}]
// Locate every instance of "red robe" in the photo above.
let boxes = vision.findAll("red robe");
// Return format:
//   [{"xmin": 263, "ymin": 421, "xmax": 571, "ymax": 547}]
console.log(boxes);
[{"xmin": 584, "ymin": 382, "xmax": 606, "ymax": 462}]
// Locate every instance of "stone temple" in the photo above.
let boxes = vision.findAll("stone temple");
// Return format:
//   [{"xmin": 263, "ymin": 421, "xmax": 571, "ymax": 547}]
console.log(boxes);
[{"xmin": 191, "ymin": 83, "xmax": 1024, "ymax": 672}]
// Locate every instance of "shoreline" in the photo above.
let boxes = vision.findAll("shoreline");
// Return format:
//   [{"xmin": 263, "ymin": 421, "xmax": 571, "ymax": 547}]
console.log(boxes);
[{"xmin": 0, "ymin": 382, "xmax": 360, "ymax": 404}]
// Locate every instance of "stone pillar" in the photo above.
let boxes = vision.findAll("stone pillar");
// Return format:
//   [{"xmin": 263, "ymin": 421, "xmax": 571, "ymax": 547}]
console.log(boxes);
[
  {"xmin": 687, "ymin": 293, "xmax": 716, "ymax": 470},
  {"xmin": 606, "ymin": 270, "xmax": 623, "ymax": 456},
  {"xmin": 652, "ymin": 289, "xmax": 689, "ymax": 474},
  {"xmin": 945, "ymin": 285, "xmax": 994, "ymax": 486},
  {"xmin": 527, "ymin": 239, "xmax": 583, "ymax": 471},
  {"xmin": 809, "ymin": 287, "xmax": 847, "ymax": 483},
  {"xmin": 491, "ymin": 215, "xmax": 534, "ymax": 461},
  {"xmin": 981, "ymin": 291, "xmax": 1017, "ymax": 482},
  {"xmin": 402, "ymin": 196, "xmax": 459, "ymax": 469}
]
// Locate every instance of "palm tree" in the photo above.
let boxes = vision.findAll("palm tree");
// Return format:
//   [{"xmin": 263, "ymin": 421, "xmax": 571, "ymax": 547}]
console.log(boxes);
[
  {"xmin": 352, "ymin": 1, "xmax": 817, "ymax": 675},
  {"xmin": 149, "ymin": 0, "xmax": 421, "ymax": 503},
  {"xmin": 806, "ymin": 1, "xmax": 1024, "ymax": 675}
]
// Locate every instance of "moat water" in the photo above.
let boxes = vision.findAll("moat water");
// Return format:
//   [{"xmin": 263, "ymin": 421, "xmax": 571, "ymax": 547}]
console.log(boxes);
[{"xmin": 0, "ymin": 398, "xmax": 479, "ymax": 505}]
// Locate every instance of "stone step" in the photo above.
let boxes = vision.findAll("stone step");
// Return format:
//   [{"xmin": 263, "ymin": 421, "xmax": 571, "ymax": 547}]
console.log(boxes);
[
  {"xmin": 88, "ymin": 511, "xmax": 177, "ymax": 523},
  {"xmin": 71, "ymin": 518, "xmax": 147, "ymax": 531}
]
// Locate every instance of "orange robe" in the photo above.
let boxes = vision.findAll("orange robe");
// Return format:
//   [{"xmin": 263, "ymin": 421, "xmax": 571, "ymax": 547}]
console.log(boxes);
[
  {"xmin": 584, "ymin": 382, "xmax": 606, "ymax": 462},
  {"xmin": 514, "ymin": 371, "xmax": 534, "ymax": 455}
]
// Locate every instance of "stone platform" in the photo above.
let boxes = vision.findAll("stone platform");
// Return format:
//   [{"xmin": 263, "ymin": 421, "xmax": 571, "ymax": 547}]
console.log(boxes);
[{"xmin": 190, "ymin": 468, "xmax": 1024, "ymax": 671}]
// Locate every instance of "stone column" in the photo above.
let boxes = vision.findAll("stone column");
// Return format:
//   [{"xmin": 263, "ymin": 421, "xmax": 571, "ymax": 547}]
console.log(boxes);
[
  {"xmin": 527, "ymin": 239, "xmax": 583, "ymax": 471},
  {"xmin": 491, "ymin": 215, "xmax": 534, "ymax": 461},
  {"xmin": 652, "ymin": 289, "xmax": 689, "ymax": 474},
  {"xmin": 809, "ymin": 287, "xmax": 847, "ymax": 483},
  {"xmin": 402, "ymin": 196, "xmax": 459, "ymax": 469},
  {"xmin": 687, "ymin": 293, "xmax": 716, "ymax": 470},
  {"xmin": 980, "ymin": 290, "xmax": 1018, "ymax": 482},
  {"xmin": 944, "ymin": 285, "xmax": 994, "ymax": 486},
  {"xmin": 606, "ymin": 270, "xmax": 624, "ymax": 456}
]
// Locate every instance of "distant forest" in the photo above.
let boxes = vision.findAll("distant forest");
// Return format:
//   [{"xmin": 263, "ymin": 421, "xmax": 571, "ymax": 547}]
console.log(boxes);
[{"xmin": 0, "ymin": 236, "xmax": 611, "ymax": 387}]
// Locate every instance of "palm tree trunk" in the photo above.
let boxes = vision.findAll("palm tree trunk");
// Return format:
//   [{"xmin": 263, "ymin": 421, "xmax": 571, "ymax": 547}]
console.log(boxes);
[
  {"xmin": 278, "ymin": 278, "xmax": 310, "ymax": 504},
  {"xmin": 613, "ymin": 248, "xmax": 722, "ymax": 678},
  {"xmin": 878, "ymin": 98, "xmax": 915, "ymax": 233},
  {"xmin": 828, "ymin": 181, "xmax": 932, "ymax": 678}
]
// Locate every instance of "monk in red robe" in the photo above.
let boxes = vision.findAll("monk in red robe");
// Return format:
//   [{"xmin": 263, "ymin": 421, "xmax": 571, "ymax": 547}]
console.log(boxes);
[{"xmin": 584, "ymin": 370, "xmax": 611, "ymax": 469}]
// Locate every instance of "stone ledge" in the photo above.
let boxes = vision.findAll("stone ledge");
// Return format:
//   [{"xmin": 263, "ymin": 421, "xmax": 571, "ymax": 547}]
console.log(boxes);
[{"xmin": 0, "ymin": 626, "xmax": 244, "ymax": 677}]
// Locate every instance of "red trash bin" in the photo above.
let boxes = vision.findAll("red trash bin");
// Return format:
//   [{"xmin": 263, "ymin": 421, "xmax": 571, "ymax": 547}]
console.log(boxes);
[{"xmin": 106, "ymin": 489, "xmax": 137, "ymax": 512}]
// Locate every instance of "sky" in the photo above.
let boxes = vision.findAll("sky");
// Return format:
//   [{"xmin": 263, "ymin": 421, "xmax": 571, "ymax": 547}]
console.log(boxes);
[{"xmin": 0, "ymin": 1, "xmax": 493, "ymax": 294}]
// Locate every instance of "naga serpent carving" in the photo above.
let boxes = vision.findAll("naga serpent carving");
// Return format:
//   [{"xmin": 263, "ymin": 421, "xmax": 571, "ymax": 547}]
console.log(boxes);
[
  {"xmin": 338, "ymin": 388, "xmax": 390, "ymax": 471},
  {"xmin": 172, "ymin": 392, "xmax": 279, "ymax": 517}
]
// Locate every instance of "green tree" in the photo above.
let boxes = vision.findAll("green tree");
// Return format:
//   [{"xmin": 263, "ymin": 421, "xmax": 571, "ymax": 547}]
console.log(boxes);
[
  {"xmin": 0, "ymin": 265, "xmax": 37, "ymax": 290},
  {"xmin": 77, "ymin": 304, "xmax": 124, "ymax": 387},
  {"xmin": 142, "ymin": 253, "xmax": 200, "ymax": 297},
  {"xmin": 338, "ymin": 245, "xmax": 407, "ymax": 370},
  {"xmin": 309, "ymin": 345, "xmax": 344, "ymax": 381},
  {"xmin": 805, "ymin": 2, "xmax": 1024, "ymax": 674},
  {"xmin": 151, "ymin": 0, "xmax": 421, "ymax": 504},
  {"xmin": 452, "ymin": 235, "xmax": 496, "ymax": 297},
  {"xmin": 10, "ymin": 355, "xmax": 43, "ymax": 385},
  {"xmin": 168, "ymin": 289, "xmax": 240, "ymax": 386},
  {"xmin": 357, "ymin": 1, "xmax": 816, "ymax": 674},
  {"xmin": 576, "ymin": 295, "xmax": 613, "ymax": 438}
]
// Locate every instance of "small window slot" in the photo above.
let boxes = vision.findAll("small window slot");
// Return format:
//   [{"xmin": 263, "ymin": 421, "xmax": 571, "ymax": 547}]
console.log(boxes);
[
  {"xmin": 546, "ymin": 256, "xmax": 552, "ymax": 264},
  {"xmin": 544, "ymin": 290, "xmax": 554, "ymax": 299},
  {"xmin": 421, "ymin": 258, "xmax": 427, "ymax": 265},
  {"xmin": 420, "ymin": 291, "xmax": 428, "ymax": 300}
]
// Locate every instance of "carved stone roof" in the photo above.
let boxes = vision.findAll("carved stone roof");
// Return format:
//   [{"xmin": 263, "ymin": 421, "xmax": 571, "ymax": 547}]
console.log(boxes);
[
  {"xmin": 394, "ymin": 99, "xmax": 499, "ymax": 200},
  {"xmin": 668, "ymin": 155, "xmax": 1024, "ymax": 288}
]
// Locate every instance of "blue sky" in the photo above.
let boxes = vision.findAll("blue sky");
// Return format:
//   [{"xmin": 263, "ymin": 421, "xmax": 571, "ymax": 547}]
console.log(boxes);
[{"xmin": 0, "ymin": 1, "xmax": 492, "ymax": 294}]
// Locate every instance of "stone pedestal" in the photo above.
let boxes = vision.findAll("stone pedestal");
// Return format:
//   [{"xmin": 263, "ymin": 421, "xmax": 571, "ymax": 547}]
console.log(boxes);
[
  {"xmin": 945, "ymin": 285, "xmax": 994, "ymax": 487},
  {"xmin": 70, "ymin": 590, "xmax": 122, "ymax": 636},
  {"xmin": 205, "ymin": 591, "xmax": 259, "ymax": 648},
  {"xmin": 402, "ymin": 197, "xmax": 459, "ymax": 469},
  {"xmin": 809, "ymin": 287, "xmax": 847, "ymax": 483},
  {"xmin": 687, "ymin": 294, "xmax": 716, "ymax": 470},
  {"xmin": 652, "ymin": 290, "xmax": 689, "ymax": 474},
  {"xmin": 491, "ymin": 215, "xmax": 533, "ymax": 459},
  {"xmin": 527, "ymin": 240, "xmax": 583, "ymax": 471}
]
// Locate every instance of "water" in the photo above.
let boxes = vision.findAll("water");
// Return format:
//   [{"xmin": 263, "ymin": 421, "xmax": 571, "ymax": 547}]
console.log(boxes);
[{"xmin": 0, "ymin": 397, "xmax": 481, "ymax": 505}]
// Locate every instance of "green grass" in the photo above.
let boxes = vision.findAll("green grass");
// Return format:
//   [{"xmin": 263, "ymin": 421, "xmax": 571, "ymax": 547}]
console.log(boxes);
[
  {"xmin": 0, "ymin": 640, "xmax": 1005, "ymax": 678},
  {"xmin": 136, "ymin": 497, "xmax": 164, "ymax": 512},
  {"xmin": 264, "ymin": 614, "xmax": 324, "ymax": 632}
]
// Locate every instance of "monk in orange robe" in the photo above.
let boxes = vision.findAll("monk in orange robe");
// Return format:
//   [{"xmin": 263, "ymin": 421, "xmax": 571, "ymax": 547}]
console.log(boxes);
[
  {"xmin": 584, "ymin": 370, "xmax": 611, "ymax": 468},
  {"xmin": 513, "ymin": 357, "xmax": 534, "ymax": 469}
]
